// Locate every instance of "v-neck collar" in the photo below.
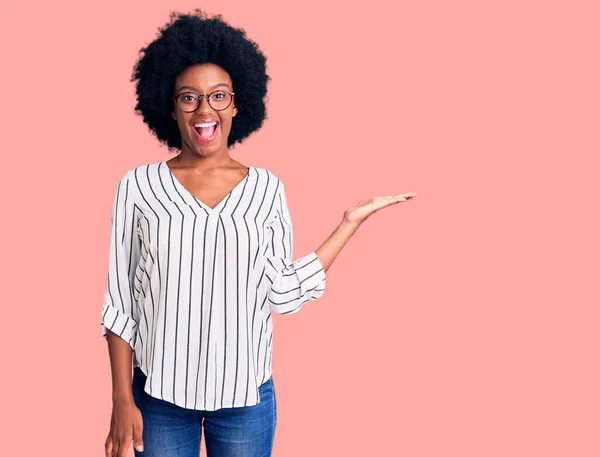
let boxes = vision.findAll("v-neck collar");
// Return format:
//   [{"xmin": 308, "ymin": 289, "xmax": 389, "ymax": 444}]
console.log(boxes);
[{"xmin": 161, "ymin": 160, "xmax": 253, "ymax": 215}]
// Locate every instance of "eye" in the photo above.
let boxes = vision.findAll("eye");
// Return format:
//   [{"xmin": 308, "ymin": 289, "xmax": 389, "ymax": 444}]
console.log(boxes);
[{"xmin": 211, "ymin": 91, "xmax": 226, "ymax": 100}]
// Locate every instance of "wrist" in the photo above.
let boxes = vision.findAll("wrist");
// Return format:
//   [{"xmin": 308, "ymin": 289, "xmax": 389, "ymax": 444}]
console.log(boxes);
[
  {"xmin": 340, "ymin": 217, "xmax": 361, "ymax": 232},
  {"xmin": 112, "ymin": 389, "xmax": 135, "ymax": 405}
]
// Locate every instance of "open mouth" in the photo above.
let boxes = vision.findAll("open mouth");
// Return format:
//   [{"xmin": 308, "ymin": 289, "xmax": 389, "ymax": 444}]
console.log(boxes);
[{"xmin": 193, "ymin": 121, "xmax": 219, "ymax": 142}]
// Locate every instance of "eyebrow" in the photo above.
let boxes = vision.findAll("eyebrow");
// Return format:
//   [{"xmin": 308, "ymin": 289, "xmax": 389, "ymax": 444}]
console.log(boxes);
[{"xmin": 176, "ymin": 83, "xmax": 231, "ymax": 93}]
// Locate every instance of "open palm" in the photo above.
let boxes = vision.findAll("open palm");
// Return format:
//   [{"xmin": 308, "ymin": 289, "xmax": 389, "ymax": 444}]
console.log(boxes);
[{"xmin": 344, "ymin": 192, "xmax": 418, "ymax": 225}]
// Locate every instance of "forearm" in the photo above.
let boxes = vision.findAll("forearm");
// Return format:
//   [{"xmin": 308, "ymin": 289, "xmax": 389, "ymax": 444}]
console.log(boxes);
[
  {"xmin": 314, "ymin": 218, "xmax": 360, "ymax": 273},
  {"xmin": 106, "ymin": 330, "xmax": 134, "ymax": 404}
]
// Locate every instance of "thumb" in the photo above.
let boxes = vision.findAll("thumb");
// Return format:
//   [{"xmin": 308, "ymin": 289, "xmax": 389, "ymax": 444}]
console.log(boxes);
[{"xmin": 132, "ymin": 420, "xmax": 144, "ymax": 452}]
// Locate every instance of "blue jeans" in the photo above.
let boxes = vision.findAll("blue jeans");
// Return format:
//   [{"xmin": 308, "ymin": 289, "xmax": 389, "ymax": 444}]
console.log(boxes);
[{"xmin": 131, "ymin": 367, "xmax": 277, "ymax": 457}]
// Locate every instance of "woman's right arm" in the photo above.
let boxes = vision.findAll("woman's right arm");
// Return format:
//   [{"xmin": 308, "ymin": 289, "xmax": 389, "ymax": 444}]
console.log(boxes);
[
  {"xmin": 104, "ymin": 331, "xmax": 144, "ymax": 457},
  {"xmin": 101, "ymin": 170, "xmax": 144, "ymax": 457}
]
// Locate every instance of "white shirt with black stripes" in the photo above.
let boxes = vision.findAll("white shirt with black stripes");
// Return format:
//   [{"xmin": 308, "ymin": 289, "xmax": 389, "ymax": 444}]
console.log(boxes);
[{"xmin": 100, "ymin": 161, "xmax": 326, "ymax": 411}]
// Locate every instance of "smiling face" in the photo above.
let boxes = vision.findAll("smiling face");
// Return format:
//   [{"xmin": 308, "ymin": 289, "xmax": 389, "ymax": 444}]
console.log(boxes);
[{"xmin": 171, "ymin": 63, "xmax": 238, "ymax": 157}]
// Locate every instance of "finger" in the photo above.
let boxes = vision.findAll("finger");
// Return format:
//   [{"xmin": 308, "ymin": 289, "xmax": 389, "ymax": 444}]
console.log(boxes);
[
  {"xmin": 111, "ymin": 439, "xmax": 119, "ymax": 457},
  {"xmin": 378, "ymin": 196, "xmax": 411, "ymax": 209},
  {"xmin": 382, "ymin": 199, "xmax": 404, "ymax": 207},
  {"xmin": 105, "ymin": 437, "xmax": 113, "ymax": 457},
  {"xmin": 381, "ymin": 195, "xmax": 411, "ymax": 204},
  {"xmin": 395, "ymin": 192, "xmax": 417, "ymax": 199},
  {"xmin": 374, "ymin": 196, "xmax": 400, "ymax": 204},
  {"xmin": 117, "ymin": 437, "xmax": 130, "ymax": 457},
  {"xmin": 133, "ymin": 421, "xmax": 144, "ymax": 453},
  {"xmin": 378, "ymin": 196, "xmax": 405, "ymax": 205}
]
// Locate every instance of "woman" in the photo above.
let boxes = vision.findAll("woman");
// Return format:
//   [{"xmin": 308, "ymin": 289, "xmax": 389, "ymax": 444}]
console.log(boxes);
[{"xmin": 101, "ymin": 9, "xmax": 416, "ymax": 457}]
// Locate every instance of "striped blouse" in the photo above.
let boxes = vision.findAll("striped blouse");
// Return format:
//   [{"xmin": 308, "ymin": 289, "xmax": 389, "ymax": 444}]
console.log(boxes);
[{"xmin": 100, "ymin": 160, "xmax": 326, "ymax": 411}]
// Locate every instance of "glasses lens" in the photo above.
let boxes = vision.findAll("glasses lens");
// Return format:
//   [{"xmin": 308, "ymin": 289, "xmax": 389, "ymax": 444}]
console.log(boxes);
[
  {"xmin": 177, "ymin": 93, "xmax": 199, "ymax": 112},
  {"xmin": 208, "ymin": 91, "xmax": 232, "ymax": 111}
]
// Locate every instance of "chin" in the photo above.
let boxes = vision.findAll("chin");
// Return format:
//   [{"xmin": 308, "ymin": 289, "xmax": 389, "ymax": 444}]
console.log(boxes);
[{"xmin": 197, "ymin": 142, "xmax": 223, "ymax": 154}]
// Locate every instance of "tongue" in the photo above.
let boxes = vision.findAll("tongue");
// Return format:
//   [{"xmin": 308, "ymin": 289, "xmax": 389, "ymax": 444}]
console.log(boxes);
[{"xmin": 198, "ymin": 125, "xmax": 216, "ymax": 139}]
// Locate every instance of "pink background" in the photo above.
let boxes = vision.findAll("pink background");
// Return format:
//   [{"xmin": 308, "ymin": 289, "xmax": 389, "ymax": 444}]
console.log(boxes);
[{"xmin": 1, "ymin": 0, "xmax": 599, "ymax": 456}]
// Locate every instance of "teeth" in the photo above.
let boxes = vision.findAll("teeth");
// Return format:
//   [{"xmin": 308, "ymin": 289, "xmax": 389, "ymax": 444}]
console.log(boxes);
[{"xmin": 194, "ymin": 122, "xmax": 217, "ymax": 128}]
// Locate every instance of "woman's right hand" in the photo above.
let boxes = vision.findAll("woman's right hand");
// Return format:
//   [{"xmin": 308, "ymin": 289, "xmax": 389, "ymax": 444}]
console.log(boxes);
[{"xmin": 105, "ymin": 399, "xmax": 144, "ymax": 457}]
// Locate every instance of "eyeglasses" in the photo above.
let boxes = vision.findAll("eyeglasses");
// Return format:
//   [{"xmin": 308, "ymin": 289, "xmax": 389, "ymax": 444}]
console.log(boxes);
[{"xmin": 173, "ymin": 90, "xmax": 235, "ymax": 112}]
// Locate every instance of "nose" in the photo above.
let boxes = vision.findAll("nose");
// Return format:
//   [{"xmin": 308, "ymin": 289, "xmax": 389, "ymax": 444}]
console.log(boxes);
[{"xmin": 196, "ymin": 94, "xmax": 213, "ymax": 113}]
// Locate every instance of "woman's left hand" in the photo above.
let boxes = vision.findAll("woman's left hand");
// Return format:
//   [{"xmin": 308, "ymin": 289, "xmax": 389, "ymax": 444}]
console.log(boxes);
[{"xmin": 343, "ymin": 192, "xmax": 418, "ymax": 226}]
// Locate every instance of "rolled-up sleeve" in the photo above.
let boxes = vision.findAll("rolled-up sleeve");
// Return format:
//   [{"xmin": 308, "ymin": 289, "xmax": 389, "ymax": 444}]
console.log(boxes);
[
  {"xmin": 100, "ymin": 170, "xmax": 141, "ymax": 350},
  {"xmin": 264, "ymin": 182, "xmax": 326, "ymax": 315}
]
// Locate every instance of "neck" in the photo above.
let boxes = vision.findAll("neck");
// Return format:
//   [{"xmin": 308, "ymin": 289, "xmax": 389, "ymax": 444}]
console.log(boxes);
[{"xmin": 175, "ymin": 147, "xmax": 234, "ymax": 170}]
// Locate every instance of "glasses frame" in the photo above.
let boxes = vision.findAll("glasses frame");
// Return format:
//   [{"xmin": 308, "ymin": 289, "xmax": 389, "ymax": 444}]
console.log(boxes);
[{"xmin": 173, "ymin": 91, "xmax": 236, "ymax": 112}]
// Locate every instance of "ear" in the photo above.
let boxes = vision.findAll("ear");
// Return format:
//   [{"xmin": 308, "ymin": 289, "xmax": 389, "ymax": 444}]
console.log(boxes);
[
  {"xmin": 232, "ymin": 105, "xmax": 238, "ymax": 117},
  {"xmin": 171, "ymin": 110, "xmax": 177, "ymax": 121}
]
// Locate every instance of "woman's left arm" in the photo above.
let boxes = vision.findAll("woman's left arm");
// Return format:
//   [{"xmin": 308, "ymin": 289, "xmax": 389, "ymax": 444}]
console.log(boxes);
[
  {"xmin": 315, "ymin": 193, "xmax": 418, "ymax": 273},
  {"xmin": 264, "ymin": 185, "xmax": 417, "ymax": 315}
]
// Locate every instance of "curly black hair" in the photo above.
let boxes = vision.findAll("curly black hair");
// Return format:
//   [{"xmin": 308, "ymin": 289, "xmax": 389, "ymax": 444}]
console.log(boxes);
[{"xmin": 130, "ymin": 9, "xmax": 270, "ymax": 151}]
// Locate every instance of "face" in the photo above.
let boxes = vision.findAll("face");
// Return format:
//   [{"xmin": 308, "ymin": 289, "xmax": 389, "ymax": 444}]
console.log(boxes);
[{"xmin": 171, "ymin": 63, "xmax": 238, "ymax": 157}]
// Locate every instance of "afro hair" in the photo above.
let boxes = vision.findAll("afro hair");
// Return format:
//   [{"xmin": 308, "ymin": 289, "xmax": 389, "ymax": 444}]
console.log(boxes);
[{"xmin": 130, "ymin": 9, "xmax": 270, "ymax": 151}]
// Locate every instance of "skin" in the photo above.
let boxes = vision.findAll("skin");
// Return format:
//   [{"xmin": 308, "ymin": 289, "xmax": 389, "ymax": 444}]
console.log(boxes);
[
  {"xmin": 168, "ymin": 62, "xmax": 247, "ymax": 208},
  {"xmin": 104, "ymin": 337, "xmax": 141, "ymax": 457},
  {"xmin": 105, "ymin": 62, "xmax": 417, "ymax": 457}
]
